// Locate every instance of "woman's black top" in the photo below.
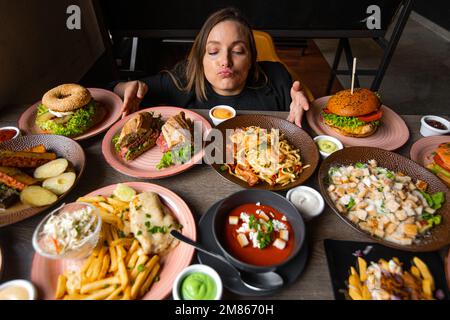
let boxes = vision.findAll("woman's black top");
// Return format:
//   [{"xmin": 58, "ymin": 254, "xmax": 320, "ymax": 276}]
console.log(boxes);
[{"xmin": 135, "ymin": 61, "xmax": 292, "ymax": 111}]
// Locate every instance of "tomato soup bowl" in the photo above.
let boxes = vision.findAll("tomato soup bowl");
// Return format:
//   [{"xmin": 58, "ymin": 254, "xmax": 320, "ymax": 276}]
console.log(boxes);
[{"xmin": 212, "ymin": 190, "xmax": 306, "ymax": 273}]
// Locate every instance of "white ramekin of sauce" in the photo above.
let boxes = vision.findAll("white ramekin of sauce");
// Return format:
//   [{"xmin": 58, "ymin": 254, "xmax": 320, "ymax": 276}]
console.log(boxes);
[
  {"xmin": 313, "ymin": 135, "xmax": 343, "ymax": 159},
  {"xmin": 420, "ymin": 115, "xmax": 450, "ymax": 137},
  {"xmin": 286, "ymin": 186, "xmax": 325, "ymax": 221},
  {"xmin": 209, "ymin": 105, "xmax": 236, "ymax": 126},
  {"xmin": 0, "ymin": 279, "xmax": 37, "ymax": 300}
]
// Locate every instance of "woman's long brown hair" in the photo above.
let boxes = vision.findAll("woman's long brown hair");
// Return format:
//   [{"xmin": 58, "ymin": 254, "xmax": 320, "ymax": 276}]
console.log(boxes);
[{"xmin": 169, "ymin": 7, "xmax": 264, "ymax": 101}]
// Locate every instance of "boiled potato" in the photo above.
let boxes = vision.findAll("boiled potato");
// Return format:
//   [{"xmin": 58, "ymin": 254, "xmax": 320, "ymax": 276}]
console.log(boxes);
[
  {"xmin": 42, "ymin": 172, "xmax": 76, "ymax": 195},
  {"xmin": 20, "ymin": 186, "xmax": 58, "ymax": 207},
  {"xmin": 34, "ymin": 158, "xmax": 68, "ymax": 179}
]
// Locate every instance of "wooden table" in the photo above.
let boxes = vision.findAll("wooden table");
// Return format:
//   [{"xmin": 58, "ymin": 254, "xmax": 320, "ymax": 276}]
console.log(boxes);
[{"xmin": 0, "ymin": 105, "xmax": 446, "ymax": 299}]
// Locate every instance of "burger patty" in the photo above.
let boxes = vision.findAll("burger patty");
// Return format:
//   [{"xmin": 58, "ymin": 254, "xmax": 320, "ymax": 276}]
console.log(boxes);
[{"xmin": 324, "ymin": 118, "xmax": 378, "ymax": 137}]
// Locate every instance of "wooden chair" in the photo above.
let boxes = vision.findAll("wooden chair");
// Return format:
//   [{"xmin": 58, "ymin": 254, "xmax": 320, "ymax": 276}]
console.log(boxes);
[{"xmin": 253, "ymin": 30, "xmax": 314, "ymax": 102}]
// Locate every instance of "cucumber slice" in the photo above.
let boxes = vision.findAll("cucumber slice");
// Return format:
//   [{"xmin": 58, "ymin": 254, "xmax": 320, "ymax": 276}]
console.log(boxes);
[{"xmin": 112, "ymin": 183, "xmax": 136, "ymax": 202}]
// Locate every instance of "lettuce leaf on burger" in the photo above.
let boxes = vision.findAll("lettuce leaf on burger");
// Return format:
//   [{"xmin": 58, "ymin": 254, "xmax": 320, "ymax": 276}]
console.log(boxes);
[
  {"xmin": 322, "ymin": 88, "xmax": 382, "ymax": 138},
  {"xmin": 35, "ymin": 84, "xmax": 99, "ymax": 137}
]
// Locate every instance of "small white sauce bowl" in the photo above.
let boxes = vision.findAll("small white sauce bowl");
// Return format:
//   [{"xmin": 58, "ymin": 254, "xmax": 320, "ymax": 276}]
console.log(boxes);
[
  {"xmin": 313, "ymin": 135, "xmax": 344, "ymax": 159},
  {"xmin": 420, "ymin": 115, "xmax": 450, "ymax": 137},
  {"xmin": 286, "ymin": 186, "xmax": 325, "ymax": 221},
  {"xmin": 0, "ymin": 279, "xmax": 37, "ymax": 300},
  {"xmin": 0, "ymin": 126, "xmax": 21, "ymax": 141},
  {"xmin": 209, "ymin": 105, "xmax": 236, "ymax": 126},
  {"xmin": 172, "ymin": 264, "xmax": 223, "ymax": 300}
]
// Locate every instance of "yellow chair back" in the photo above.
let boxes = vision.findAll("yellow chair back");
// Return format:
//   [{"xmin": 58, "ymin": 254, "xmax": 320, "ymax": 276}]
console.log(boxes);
[{"xmin": 252, "ymin": 30, "xmax": 314, "ymax": 102}]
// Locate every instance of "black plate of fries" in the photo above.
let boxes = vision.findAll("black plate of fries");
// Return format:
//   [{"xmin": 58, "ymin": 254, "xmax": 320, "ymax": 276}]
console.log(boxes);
[{"xmin": 324, "ymin": 239, "xmax": 449, "ymax": 300}]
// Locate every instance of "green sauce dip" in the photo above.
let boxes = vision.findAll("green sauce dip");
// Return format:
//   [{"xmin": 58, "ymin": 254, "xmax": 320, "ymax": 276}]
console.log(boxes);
[
  {"xmin": 317, "ymin": 139, "xmax": 338, "ymax": 154},
  {"xmin": 181, "ymin": 272, "xmax": 217, "ymax": 300}
]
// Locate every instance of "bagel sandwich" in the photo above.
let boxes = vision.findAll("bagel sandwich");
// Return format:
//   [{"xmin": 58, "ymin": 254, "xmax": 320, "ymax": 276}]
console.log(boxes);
[
  {"xmin": 35, "ymin": 84, "xmax": 99, "ymax": 137},
  {"xmin": 322, "ymin": 88, "xmax": 382, "ymax": 138},
  {"xmin": 113, "ymin": 112, "xmax": 163, "ymax": 161}
]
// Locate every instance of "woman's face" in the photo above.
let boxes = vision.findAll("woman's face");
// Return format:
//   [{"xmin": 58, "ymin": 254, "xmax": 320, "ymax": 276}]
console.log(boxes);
[{"xmin": 203, "ymin": 20, "xmax": 251, "ymax": 96}]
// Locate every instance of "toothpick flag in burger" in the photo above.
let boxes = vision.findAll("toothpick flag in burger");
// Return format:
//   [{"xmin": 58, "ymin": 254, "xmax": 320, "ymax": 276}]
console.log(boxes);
[
  {"xmin": 322, "ymin": 88, "xmax": 382, "ymax": 138},
  {"xmin": 35, "ymin": 84, "xmax": 99, "ymax": 137}
]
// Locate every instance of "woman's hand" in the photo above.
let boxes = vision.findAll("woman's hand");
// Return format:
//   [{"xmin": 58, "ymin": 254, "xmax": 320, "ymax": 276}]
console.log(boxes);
[
  {"xmin": 287, "ymin": 81, "xmax": 310, "ymax": 127},
  {"xmin": 114, "ymin": 80, "xmax": 148, "ymax": 118}
]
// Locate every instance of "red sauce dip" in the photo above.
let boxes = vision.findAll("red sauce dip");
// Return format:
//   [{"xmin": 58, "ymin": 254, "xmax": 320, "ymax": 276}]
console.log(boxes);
[
  {"xmin": 0, "ymin": 129, "xmax": 17, "ymax": 143},
  {"xmin": 223, "ymin": 203, "xmax": 294, "ymax": 266},
  {"xmin": 425, "ymin": 119, "xmax": 447, "ymax": 130}
]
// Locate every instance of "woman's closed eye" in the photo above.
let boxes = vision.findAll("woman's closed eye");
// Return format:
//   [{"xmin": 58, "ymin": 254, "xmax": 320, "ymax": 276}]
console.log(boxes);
[{"xmin": 231, "ymin": 46, "xmax": 246, "ymax": 55}]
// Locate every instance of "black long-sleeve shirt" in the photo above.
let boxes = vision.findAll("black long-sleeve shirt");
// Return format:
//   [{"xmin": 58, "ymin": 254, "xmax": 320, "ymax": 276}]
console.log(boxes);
[{"xmin": 133, "ymin": 61, "xmax": 293, "ymax": 111}]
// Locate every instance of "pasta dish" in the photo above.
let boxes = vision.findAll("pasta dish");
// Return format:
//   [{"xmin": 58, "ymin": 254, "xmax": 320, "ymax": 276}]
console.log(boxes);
[{"xmin": 223, "ymin": 126, "xmax": 307, "ymax": 186}]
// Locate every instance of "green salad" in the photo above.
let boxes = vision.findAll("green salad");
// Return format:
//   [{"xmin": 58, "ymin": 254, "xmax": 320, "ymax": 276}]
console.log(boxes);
[{"xmin": 35, "ymin": 101, "xmax": 97, "ymax": 137}]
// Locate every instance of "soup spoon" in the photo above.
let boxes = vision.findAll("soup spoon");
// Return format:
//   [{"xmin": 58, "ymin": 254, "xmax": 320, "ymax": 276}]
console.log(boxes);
[{"xmin": 170, "ymin": 230, "xmax": 284, "ymax": 291}]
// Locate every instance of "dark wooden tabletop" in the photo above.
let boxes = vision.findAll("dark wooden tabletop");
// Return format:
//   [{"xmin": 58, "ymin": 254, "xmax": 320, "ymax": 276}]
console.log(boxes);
[{"xmin": 0, "ymin": 105, "xmax": 448, "ymax": 299}]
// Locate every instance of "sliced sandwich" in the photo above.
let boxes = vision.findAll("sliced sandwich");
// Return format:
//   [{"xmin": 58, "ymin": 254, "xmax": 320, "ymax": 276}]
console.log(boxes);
[
  {"xmin": 156, "ymin": 112, "xmax": 194, "ymax": 169},
  {"xmin": 113, "ymin": 112, "xmax": 163, "ymax": 161}
]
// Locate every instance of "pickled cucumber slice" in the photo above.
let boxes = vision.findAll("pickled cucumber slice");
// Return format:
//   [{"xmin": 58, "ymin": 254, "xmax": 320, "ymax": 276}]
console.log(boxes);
[{"xmin": 112, "ymin": 183, "xmax": 136, "ymax": 202}]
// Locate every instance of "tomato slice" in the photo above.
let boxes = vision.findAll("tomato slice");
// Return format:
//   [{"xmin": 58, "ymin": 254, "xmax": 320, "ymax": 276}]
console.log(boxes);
[
  {"xmin": 322, "ymin": 108, "xmax": 332, "ymax": 114},
  {"xmin": 357, "ymin": 110, "xmax": 383, "ymax": 122},
  {"xmin": 434, "ymin": 154, "xmax": 450, "ymax": 172}
]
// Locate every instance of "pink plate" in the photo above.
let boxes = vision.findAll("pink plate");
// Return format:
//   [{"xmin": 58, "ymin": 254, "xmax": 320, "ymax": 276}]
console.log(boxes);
[
  {"xmin": 18, "ymin": 88, "xmax": 123, "ymax": 141},
  {"xmin": 102, "ymin": 106, "xmax": 212, "ymax": 179},
  {"xmin": 306, "ymin": 96, "xmax": 409, "ymax": 150},
  {"xmin": 30, "ymin": 182, "xmax": 196, "ymax": 300},
  {"xmin": 410, "ymin": 136, "xmax": 450, "ymax": 167}
]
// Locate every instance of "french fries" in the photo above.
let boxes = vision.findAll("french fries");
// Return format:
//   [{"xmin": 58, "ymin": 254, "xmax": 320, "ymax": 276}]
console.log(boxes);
[
  {"xmin": 347, "ymin": 256, "xmax": 436, "ymax": 300},
  {"xmin": 56, "ymin": 194, "xmax": 162, "ymax": 300}
]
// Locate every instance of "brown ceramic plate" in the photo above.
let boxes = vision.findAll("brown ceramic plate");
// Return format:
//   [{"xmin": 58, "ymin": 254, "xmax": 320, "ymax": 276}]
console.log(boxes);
[
  {"xmin": 307, "ymin": 96, "xmax": 409, "ymax": 150},
  {"xmin": 0, "ymin": 135, "xmax": 85, "ymax": 227},
  {"xmin": 210, "ymin": 114, "xmax": 319, "ymax": 191},
  {"xmin": 318, "ymin": 146, "xmax": 450, "ymax": 252},
  {"xmin": 18, "ymin": 88, "xmax": 122, "ymax": 141}
]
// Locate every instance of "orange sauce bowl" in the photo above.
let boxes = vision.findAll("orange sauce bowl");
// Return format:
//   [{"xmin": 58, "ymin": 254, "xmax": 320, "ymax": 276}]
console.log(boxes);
[{"xmin": 209, "ymin": 105, "xmax": 236, "ymax": 126}]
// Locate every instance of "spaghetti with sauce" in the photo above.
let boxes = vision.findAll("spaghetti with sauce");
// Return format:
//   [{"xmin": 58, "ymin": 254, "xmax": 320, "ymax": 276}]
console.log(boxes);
[{"xmin": 224, "ymin": 126, "xmax": 308, "ymax": 186}]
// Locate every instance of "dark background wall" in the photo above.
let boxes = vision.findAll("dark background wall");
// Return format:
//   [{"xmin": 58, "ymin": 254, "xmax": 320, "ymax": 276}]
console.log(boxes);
[
  {"xmin": 413, "ymin": 0, "xmax": 450, "ymax": 30},
  {"xmin": 0, "ymin": 0, "xmax": 105, "ymax": 106}
]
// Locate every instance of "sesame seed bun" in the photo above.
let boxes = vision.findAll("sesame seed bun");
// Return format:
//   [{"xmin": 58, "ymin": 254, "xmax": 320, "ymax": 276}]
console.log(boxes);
[
  {"xmin": 326, "ymin": 88, "xmax": 381, "ymax": 117},
  {"xmin": 42, "ymin": 84, "xmax": 92, "ymax": 112}
]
